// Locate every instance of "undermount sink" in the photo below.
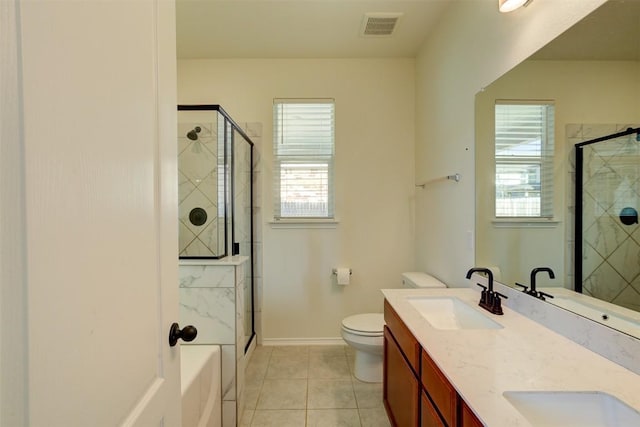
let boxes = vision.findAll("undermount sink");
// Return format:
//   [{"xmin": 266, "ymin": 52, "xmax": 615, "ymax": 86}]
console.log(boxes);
[
  {"xmin": 504, "ymin": 391, "xmax": 640, "ymax": 426},
  {"xmin": 406, "ymin": 297, "xmax": 503, "ymax": 330}
]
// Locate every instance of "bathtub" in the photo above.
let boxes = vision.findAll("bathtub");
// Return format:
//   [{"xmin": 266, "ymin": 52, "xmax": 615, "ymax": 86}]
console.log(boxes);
[{"xmin": 181, "ymin": 345, "xmax": 221, "ymax": 427}]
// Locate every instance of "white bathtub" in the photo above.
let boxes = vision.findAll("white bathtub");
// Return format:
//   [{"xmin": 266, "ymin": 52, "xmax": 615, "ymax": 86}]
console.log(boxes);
[{"xmin": 181, "ymin": 345, "xmax": 221, "ymax": 427}]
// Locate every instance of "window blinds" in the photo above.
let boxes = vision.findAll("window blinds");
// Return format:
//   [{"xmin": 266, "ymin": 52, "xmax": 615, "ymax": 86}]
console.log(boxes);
[
  {"xmin": 273, "ymin": 99, "xmax": 335, "ymax": 219},
  {"xmin": 495, "ymin": 102, "xmax": 555, "ymax": 217}
]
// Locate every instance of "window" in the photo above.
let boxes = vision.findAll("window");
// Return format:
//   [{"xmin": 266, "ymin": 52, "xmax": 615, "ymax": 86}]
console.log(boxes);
[
  {"xmin": 273, "ymin": 99, "xmax": 335, "ymax": 219},
  {"xmin": 495, "ymin": 101, "xmax": 555, "ymax": 218}
]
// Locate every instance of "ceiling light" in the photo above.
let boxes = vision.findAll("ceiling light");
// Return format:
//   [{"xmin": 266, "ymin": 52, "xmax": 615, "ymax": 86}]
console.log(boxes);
[{"xmin": 499, "ymin": 0, "xmax": 532, "ymax": 13}]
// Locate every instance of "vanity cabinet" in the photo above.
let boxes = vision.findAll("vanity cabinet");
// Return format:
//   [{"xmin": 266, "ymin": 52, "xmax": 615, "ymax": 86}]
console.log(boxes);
[{"xmin": 383, "ymin": 300, "xmax": 483, "ymax": 427}]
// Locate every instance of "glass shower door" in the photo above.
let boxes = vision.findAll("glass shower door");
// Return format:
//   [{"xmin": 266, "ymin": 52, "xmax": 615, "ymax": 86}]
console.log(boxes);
[
  {"xmin": 576, "ymin": 128, "xmax": 640, "ymax": 311},
  {"xmin": 232, "ymin": 127, "xmax": 255, "ymax": 351},
  {"xmin": 177, "ymin": 107, "xmax": 227, "ymax": 258}
]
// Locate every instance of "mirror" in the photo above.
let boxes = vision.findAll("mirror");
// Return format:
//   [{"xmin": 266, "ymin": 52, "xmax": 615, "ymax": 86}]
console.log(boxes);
[
  {"xmin": 178, "ymin": 106, "xmax": 228, "ymax": 258},
  {"xmin": 475, "ymin": 0, "xmax": 640, "ymax": 337}
]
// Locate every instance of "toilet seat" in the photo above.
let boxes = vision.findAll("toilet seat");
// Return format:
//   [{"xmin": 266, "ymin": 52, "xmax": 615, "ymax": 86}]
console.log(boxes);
[{"xmin": 342, "ymin": 313, "xmax": 384, "ymax": 336}]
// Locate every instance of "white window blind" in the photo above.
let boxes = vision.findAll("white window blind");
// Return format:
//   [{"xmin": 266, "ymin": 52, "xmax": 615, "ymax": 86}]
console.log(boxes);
[
  {"xmin": 273, "ymin": 99, "xmax": 335, "ymax": 219},
  {"xmin": 495, "ymin": 101, "xmax": 555, "ymax": 218}
]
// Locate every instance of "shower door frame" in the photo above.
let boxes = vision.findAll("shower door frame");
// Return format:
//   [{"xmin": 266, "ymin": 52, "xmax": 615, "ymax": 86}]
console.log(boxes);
[{"xmin": 227, "ymin": 111, "xmax": 256, "ymax": 353}]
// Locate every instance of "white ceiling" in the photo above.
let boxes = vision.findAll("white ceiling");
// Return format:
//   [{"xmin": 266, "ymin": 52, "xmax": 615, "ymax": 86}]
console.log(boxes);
[
  {"xmin": 176, "ymin": 0, "xmax": 452, "ymax": 59},
  {"xmin": 176, "ymin": 0, "xmax": 640, "ymax": 61}
]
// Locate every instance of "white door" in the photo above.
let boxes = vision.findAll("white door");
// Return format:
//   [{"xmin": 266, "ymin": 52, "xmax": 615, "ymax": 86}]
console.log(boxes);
[{"xmin": 9, "ymin": 0, "xmax": 181, "ymax": 425}]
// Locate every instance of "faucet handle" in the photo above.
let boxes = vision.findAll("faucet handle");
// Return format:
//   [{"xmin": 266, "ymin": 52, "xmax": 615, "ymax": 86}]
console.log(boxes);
[
  {"xmin": 538, "ymin": 291, "xmax": 554, "ymax": 301},
  {"xmin": 514, "ymin": 282, "xmax": 529, "ymax": 292},
  {"xmin": 476, "ymin": 283, "xmax": 488, "ymax": 304},
  {"xmin": 491, "ymin": 292, "xmax": 507, "ymax": 315},
  {"xmin": 494, "ymin": 291, "xmax": 508, "ymax": 300}
]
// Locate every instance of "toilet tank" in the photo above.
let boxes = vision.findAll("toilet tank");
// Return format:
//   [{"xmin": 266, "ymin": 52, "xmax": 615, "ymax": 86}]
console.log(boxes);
[{"xmin": 401, "ymin": 272, "xmax": 447, "ymax": 288}]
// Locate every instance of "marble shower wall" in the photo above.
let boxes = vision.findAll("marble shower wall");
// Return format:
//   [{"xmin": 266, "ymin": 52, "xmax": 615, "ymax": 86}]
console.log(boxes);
[
  {"xmin": 567, "ymin": 123, "xmax": 640, "ymax": 312},
  {"xmin": 179, "ymin": 258, "xmax": 249, "ymax": 427}
]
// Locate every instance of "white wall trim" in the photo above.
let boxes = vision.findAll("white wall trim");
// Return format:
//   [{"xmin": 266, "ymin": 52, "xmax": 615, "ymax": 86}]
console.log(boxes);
[{"xmin": 262, "ymin": 337, "xmax": 346, "ymax": 346}]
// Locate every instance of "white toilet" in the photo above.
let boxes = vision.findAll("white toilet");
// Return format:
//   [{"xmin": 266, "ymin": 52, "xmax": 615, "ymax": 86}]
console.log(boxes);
[{"xmin": 341, "ymin": 272, "xmax": 447, "ymax": 382}]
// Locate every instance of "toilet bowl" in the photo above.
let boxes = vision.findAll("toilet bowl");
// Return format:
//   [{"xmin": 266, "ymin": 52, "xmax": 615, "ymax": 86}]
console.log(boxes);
[
  {"xmin": 341, "ymin": 272, "xmax": 448, "ymax": 383},
  {"xmin": 341, "ymin": 313, "xmax": 385, "ymax": 382}
]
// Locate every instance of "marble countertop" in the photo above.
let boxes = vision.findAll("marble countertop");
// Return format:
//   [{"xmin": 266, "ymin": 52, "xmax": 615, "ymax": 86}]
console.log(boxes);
[{"xmin": 381, "ymin": 288, "xmax": 640, "ymax": 426}]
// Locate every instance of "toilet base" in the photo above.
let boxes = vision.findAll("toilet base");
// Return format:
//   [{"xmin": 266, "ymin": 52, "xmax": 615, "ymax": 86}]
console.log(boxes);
[{"xmin": 353, "ymin": 350, "xmax": 383, "ymax": 383}]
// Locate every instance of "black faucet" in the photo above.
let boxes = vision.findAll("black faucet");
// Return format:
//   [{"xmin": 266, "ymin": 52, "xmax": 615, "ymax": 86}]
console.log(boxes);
[
  {"xmin": 530, "ymin": 267, "xmax": 555, "ymax": 297},
  {"xmin": 466, "ymin": 268, "xmax": 507, "ymax": 315},
  {"xmin": 466, "ymin": 267, "xmax": 493, "ymax": 291}
]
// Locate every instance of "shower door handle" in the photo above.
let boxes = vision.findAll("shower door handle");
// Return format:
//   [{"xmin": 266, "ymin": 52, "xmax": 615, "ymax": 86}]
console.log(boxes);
[{"xmin": 168, "ymin": 322, "xmax": 198, "ymax": 347}]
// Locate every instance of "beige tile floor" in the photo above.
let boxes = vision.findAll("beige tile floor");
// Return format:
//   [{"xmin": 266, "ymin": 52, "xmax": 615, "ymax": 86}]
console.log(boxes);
[{"xmin": 240, "ymin": 345, "xmax": 392, "ymax": 427}]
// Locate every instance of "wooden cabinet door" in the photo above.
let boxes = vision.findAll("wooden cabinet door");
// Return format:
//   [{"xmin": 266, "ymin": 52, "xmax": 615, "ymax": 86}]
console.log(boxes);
[
  {"xmin": 421, "ymin": 391, "xmax": 446, "ymax": 427},
  {"xmin": 384, "ymin": 326, "xmax": 420, "ymax": 427},
  {"xmin": 421, "ymin": 350, "xmax": 458, "ymax": 427}
]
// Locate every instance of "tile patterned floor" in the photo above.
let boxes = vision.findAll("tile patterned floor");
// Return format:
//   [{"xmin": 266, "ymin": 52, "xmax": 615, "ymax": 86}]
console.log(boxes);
[{"xmin": 241, "ymin": 345, "xmax": 392, "ymax": 427}]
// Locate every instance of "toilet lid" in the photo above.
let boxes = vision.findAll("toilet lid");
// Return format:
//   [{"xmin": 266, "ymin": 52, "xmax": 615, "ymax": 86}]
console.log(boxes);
[{"xmin": 342, "ymin": 313, "xmax": 385, "ymax": 334}]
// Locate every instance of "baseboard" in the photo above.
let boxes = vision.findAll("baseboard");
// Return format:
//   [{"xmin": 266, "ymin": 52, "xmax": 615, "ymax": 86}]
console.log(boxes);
[{"xmin": 262, "ymin": 337, "xmax": 346, "ymax": 346}]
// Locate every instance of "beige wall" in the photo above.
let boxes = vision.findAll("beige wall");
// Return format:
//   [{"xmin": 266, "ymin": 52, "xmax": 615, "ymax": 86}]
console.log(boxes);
[
  {"xmin": 414, "ymin": 0, "xmax": 606, "ymax": 287},
  {"xmin": 178, "ymin": 59, "xmax": 416, "ymax": 340},
  {"xmin": 476, "ymin": 59, "xmax": 640, "ymax": 286}
]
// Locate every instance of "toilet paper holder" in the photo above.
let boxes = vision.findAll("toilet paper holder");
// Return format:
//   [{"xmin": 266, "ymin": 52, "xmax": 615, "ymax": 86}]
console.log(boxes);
[{"xmin": 332, "ymin": 268, "xmax": 352, "ymax": 276}]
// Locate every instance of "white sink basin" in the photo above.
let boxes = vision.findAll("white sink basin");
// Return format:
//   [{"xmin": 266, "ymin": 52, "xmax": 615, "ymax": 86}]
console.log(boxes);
[
  {"xmin": 504, "ymin": 391, "xmax": 640, "ymax": 426},
  {"xmin": 406, "ymin": 297, "xmax": 503, "ymax": 330}
]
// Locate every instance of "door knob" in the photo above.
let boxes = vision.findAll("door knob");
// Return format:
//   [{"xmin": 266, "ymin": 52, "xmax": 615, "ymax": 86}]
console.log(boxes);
[{"xmin": 169, "ymin": 322, "xmax": 198, "ymax": 347}]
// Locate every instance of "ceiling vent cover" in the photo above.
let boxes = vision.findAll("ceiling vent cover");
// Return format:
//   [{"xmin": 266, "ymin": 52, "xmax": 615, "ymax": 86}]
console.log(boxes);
[{"xmin": 361, "ymin": 13, "xmax": 403, "ymax": 37}]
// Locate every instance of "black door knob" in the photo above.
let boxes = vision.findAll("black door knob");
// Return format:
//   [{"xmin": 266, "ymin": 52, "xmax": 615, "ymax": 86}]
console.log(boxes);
[{"xmin": 169, "ymin": 322, "xmax": 198, "ymax": 347}]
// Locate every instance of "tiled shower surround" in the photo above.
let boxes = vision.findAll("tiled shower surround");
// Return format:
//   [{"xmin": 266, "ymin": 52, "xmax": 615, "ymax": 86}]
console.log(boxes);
[
  {"xmin": 178, "ymin": 118, "xmax": 264, "ymax": 427},
  {"xmin": 567, "ymin": 123, "xmax": 640, "ymax": 312}
]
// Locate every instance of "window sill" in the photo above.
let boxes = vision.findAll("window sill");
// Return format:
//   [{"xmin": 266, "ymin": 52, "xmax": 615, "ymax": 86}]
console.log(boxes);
[
  {"xmin": 269, "ymin": 219, "xmax": 339, "ymax": 229},
  {"xmin": 492, "ymin": 218, "xmax": 560, "ymax": 228}
]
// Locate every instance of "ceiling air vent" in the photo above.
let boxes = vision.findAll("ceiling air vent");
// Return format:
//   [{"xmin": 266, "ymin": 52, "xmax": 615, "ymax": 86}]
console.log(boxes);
[{"xmin": 361, "ymin": 13, "xmax": 403, "ymax": 37}]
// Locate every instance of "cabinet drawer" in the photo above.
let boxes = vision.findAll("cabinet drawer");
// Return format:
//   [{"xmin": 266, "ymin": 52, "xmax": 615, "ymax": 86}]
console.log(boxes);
[
  {"xmin": 421, "ymin": 350, "xmax": 458, "ymax": 427},
  {"xmin": 383, "ymin": 327, "xmax": 420, "ymax": 427},
  {"xmin": 421, "ymin": 391, "xmax": 445, "ymax": 427},
  {"xmin": 460, "ymin": 400, "xmax": 484, "ymax": 427},
  {"xmin": 384, "ymin": 300, "xmax": 420, "ymax": 373}
]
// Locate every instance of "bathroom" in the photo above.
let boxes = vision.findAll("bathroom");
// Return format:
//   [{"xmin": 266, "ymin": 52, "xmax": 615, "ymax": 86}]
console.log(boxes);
[
  {"xmin": 4, "ymin": 0, "xmax": 639, "ymax": 426},
  {"xmin": 176, "ymin": 0, "xmax": 640, "ymax": 425},
  {"xmin": 175, "ymin": 1, "xmax": 640, "ymax": 343}
]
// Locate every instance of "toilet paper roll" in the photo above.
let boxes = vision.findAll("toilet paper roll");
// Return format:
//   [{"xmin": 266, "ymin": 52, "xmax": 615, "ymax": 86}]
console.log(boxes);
[{"xmin": 336, "ymin": 268, "xmax": 351, "ymax": 285}]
